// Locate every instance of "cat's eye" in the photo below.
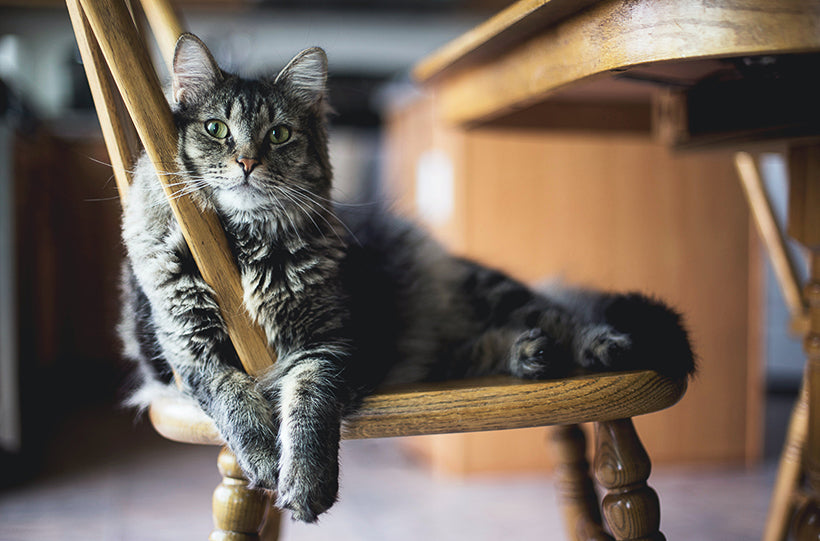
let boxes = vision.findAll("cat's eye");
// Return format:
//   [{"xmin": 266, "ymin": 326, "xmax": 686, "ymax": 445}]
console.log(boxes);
[
  {"xmin": 269, "ymin": 125, "xmax": 291, "ymax": 145},
  {"xmin": 204, "ymin": 119, "xmax": 229, "ymax": 139}
]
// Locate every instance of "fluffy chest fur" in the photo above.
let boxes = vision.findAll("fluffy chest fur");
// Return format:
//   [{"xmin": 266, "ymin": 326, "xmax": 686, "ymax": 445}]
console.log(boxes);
[{"xmin": 224, "ymin": 215, "xmax": 348, "ymax": 357}]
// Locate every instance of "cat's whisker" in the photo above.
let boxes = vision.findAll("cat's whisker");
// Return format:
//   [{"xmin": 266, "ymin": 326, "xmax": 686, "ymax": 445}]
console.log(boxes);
[
  {"xmin": 273, "ymin": 186, "xmax": 329, "ymax": 242},
  {"xmin": 85, "ymin": 195, "xmax": 125, "ymax": 203},
  {"xmin": 289, "ymin": 183, "xmax": 377, "ymax": 208},
  {"xmin": 284, "ymin": 185, "xmax": 362, "ymax": 247},
  {"xmin": 277, "ymin": 186, "xmax": 351, "ymax": 246}
]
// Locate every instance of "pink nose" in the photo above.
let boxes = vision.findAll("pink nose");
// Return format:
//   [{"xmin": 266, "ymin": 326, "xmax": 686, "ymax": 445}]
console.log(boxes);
[{"xmin": 237, "ymin": 157, "xmax": 260, "ymax": 174}]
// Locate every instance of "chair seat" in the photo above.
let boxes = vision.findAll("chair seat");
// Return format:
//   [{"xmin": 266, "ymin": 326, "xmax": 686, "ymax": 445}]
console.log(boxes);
[{"xmin": 149, "ymin": 370, "xmax": 686, "ymax": 445}]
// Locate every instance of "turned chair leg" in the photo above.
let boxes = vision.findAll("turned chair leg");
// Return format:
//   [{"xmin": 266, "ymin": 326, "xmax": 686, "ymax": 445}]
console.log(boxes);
[
  {"xmin": 792, "ymin": 254, "xmax": 820, "ymax": 541},
  {"xmin": 763, "ymin": 379, "xmax": 808, "ymax": 541},
  {"xmin": 782, "ymin": 144, "xmax": 820, "ymax": 541},
  {"xmin": 549, "ymin": 424, "xmax": 611, "ymax": 541},
  {"xmin": 594, "ymin": 419, "xmax": 665, "ymax": 541},
  {"xmin": 210, "ymin": 448, "xmax": 283, "ymax": 541}
]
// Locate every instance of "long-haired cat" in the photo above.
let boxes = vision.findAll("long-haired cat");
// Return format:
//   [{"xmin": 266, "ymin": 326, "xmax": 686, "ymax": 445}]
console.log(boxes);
[{"xmin": 119, "ymin": 33, "xmax": 694, "ymax": 522}]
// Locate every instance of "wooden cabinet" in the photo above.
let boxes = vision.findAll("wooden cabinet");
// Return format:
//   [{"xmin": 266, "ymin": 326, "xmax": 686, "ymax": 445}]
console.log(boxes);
[{"xmin": 384, "ymin": 94, "xmax": 762, "ymax": 473}]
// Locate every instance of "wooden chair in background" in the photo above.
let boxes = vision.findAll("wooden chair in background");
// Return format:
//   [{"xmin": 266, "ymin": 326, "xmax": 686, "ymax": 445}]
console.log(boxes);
[
  {"xmin": 67, "ymin": 0, "xmax": 687, "ymax": 539},
  {"xmin": 734, "ymin": 152, "xmax": 813, "ymax": 541}
]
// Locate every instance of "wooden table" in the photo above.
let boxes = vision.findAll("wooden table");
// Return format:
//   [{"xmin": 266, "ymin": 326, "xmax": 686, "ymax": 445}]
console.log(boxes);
[{"xmin": 413, "ymin": 1, "xmax": 820, "ymax": 540}]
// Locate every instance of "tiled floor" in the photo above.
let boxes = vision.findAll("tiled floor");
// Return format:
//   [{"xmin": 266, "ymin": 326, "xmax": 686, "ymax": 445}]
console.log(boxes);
[{"xmin": 0, "ymin": 395, "xmax": 793, "ymax": 541}]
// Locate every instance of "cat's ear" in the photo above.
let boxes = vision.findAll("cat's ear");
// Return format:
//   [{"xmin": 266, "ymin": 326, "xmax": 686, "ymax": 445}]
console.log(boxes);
[
  {"xmin": 172, "ymin": 33, "xmax": 222, "ymax": 105},
  {"xmin": 274, "ymin": 47, "xmax": 328, "ymax": 105}
]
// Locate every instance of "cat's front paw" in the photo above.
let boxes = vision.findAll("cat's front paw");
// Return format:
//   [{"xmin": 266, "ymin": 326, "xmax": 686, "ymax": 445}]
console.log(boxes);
[
  {"xmin": 276, "ymin": 454, "xmax": 339, "ymax": 522},
  {"xmin": 232, "ymin": 438, "xmax": 279, "ymax": 490},
  {"xmin": 576, "ymin": 325, "xmax": 632, "ymax": 370},
  {"xmin": 508, "ymin": 328, "xmax": 569, "ymax": 379}
]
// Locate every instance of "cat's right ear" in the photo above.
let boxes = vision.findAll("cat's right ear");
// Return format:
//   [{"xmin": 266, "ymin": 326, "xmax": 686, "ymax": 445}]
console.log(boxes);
[{"xmin": 172, "ymin": 33, "xmax": 222, "ymax": 105}]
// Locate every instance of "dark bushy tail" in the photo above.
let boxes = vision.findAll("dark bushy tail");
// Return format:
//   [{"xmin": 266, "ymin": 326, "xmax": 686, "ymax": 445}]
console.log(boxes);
[{"xmin": 601, "ymin": 293, "xmax": 696, "ymax": 380}]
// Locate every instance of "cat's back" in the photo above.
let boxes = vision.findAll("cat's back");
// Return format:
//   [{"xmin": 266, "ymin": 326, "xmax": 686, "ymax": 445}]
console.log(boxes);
[{"xmin": 336, "ymin": 205, "xmax": 473, "ymax": 384}]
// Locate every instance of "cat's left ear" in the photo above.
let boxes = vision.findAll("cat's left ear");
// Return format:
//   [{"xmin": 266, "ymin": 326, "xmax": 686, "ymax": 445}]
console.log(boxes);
[
  {"xmin": 173, "ymin": 33, "xmax": 222, "ymax": 105},
  {"xmin": 274, "ymin": 47, "xmax": 328, "ymax": 105}
]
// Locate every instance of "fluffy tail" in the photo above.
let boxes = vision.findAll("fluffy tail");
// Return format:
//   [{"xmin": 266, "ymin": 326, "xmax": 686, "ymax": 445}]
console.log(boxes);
[{"xmin": 601, "ymin": 292, "xmax": 696, "ymax": 380}]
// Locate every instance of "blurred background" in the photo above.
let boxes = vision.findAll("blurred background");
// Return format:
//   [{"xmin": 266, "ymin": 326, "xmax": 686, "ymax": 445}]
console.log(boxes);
[{"xmin": 0, "ymin": 1, "xmax": 809, "ymax": 540}]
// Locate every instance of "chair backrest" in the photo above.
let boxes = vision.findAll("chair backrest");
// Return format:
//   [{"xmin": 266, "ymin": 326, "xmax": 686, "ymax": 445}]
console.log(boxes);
[{"xmin": 66, "ymin": 0, "xmax": 276, "ymax": 376}]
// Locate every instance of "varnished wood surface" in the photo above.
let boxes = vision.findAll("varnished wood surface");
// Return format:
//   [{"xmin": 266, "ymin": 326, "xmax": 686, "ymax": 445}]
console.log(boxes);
[
  {"xmin": 413, "ymin": 0, "xmax": 598, "ymax": 83},
  {"xmin": 74, "ymin": 0, "xmax": 275, "ymax": 377},
  {"xmin": 549, "ymin": 425, "xmax": 609, "ymax": 541},
  {"xmin": 141, "ymin": 0, "xmax": 185, "ymax": 68},
  {"xmin": 735, "ymin": 152, "xmax": 807, "ymax": 331},
  {"xmin": 211, "ymin": 448, "xmax": 276, "ymax": 541},
  {"xmin": 595, "ymin": 419, "xmax": 664, "ymax": 541},
  {"xmin": 415, "ymin": 0, "xmax": 820, "ymax": 126},
  {"xmin": 764, "ymin": 380, "xmax": 809, "ymax": 541},
  {"xmin": 787, "ymin": 147, "xmax": 820, "ymax": 541},
  {"xmin": 150, "ymin": 371, "xmax": 686, "ymax": 445},
  {"xmin": 792, "ymin": 250, "xmax": 820, "ymax": 540},
  {"xmin": 66, "ymin": 0, "xmax": 139, "ymax": 203}
]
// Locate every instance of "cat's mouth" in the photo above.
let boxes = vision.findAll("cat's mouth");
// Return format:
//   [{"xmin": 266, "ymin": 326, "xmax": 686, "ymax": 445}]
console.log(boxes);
[{"xmin": 225, "ymin": 177, "xmax": 262, "ymax": 194}]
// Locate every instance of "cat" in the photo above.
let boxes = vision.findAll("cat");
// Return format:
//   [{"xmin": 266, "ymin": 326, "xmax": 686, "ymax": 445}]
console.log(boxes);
[{"xmin": 119, "ymin": 32, "xmax": 695, "ymax": 523}]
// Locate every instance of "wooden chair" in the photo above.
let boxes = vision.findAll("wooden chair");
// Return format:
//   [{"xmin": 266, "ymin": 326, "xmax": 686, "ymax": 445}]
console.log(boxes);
[
  {"xmin": 67, "ymin": 0, "xmax": 687, "ymax": 539},
  {"xmin": 734, "ymin": 152, "xmax": 814, "ymax": 541}
]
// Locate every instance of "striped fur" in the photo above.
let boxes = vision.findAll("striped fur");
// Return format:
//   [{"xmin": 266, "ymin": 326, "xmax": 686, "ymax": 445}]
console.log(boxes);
[{"xmin": 119, "ymin": 33, "xmax": 694, "ymax": 523}]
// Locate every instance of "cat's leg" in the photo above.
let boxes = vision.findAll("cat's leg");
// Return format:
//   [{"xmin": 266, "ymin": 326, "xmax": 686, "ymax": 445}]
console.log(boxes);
[
  {"xmin": 508, "ymin": 327, "xmax": 573, "ymax": 378},
  {"xmin": 523, "ymin": 290, "xmax": 695, "ymax": 378},
  {"xmin": 508, "ymin": 305, "xmax": 631, "ymax": 378},
  {"xmin": 126, "ymin": 232, "xmax": 280, "ymax": 488},
  {"xmin": 449, "ymin": 261, "xmax": 657, "ymax": 378},
  {"xmin": 261, "ymin": 348, "xmax": 348, "ymax": 522},
  {"xmin": 571, "ymin": 324, "xmax": 633, "ymax": 371}
]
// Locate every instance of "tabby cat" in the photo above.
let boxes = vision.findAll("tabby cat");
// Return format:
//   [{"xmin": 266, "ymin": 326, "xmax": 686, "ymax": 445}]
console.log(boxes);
[{"xmin": 119, "ymin": 33, "xmax": 694, "ymax": 522}]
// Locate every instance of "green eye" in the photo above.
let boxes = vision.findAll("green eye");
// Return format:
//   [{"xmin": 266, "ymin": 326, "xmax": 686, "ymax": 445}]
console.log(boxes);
[
  {"xmin": 204, "ymin": 119, "xmax": 228, "ymax": 139},
  {"xmin": 269, "ymin": 125, "xmax": 291, "ymax": 145}
]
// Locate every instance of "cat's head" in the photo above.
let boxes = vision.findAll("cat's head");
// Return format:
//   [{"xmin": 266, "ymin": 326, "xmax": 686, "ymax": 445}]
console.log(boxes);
[{"xmin": 171, "ymin": 33, "xmax": 332, "ymax": 217}]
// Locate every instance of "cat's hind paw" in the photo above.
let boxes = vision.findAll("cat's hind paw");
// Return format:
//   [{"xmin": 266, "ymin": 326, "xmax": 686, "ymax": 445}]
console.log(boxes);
[
  {"xmin": 508, "ymin": 328, "xmax": 569, "ymax": 379},
  {"xmin": 576, "ymin": 324, "xmax": 632, "ymax": 370}
]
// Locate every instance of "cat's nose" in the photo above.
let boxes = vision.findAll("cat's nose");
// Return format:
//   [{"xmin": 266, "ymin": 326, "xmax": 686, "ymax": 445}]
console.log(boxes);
[{"xmin": 236, "ymin": 157, "xmax": 260, "ymax": 175}]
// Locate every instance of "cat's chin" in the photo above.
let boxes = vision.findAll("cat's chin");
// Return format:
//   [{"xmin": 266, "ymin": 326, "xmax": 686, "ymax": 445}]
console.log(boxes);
[
  {"xmin": 216, "ymin": 190, "xmax": 269, "ymax": 213},
  {"xmin": 215, "ymin": 187, "xmax": 271, "ymax": 214}
]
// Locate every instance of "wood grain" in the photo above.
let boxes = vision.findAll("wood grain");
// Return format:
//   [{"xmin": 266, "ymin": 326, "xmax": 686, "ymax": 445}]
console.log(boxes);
[
  {"xmin": 211, "ymin": 448, "xmax": 275, "ymax": 541},
  {"xmin": 735, "ymin": 152, "xmax": 806, "ymax": 322},
  {"xmin": 75, "ymin": 0, "xmax": 275, "ymax": 376},
  {"xmin": 66, "ymin": 0, "xmax": 140, "ymax": 204},
  {"xmin": 413, "ymin": 0, "xmax": 599, "ymax": 83},
  {"xmin": 792, "ymin": 251, "xmax": 820, "ymax": 541},
  {"xmin": 763, "ymin": 380, "xmax": 809, "ymax": 541},
  {"xmin": 149, "ymin": 371, "xmax": 686, "ymax": 445},
  {"xmin": 549, "ymin": 425, "xmax": 610, "ymax": 541},
  {"xmin": 782, "ymin": 145, "xmax": 820, "ymax": 540},
  {"xmin": 594, "ymin": 419, "xmax": 664, "ymax": 541},
  {"xmin": 788, "ymin": 144, "xmax": 820, "ymax": 250},
  {"xmin": 416, "ymin": 0, "xmax": 820, "ymax": 126},
  {"xmin": 140, "ymin": 0, "xmax": 184, "ymax": 68}
]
